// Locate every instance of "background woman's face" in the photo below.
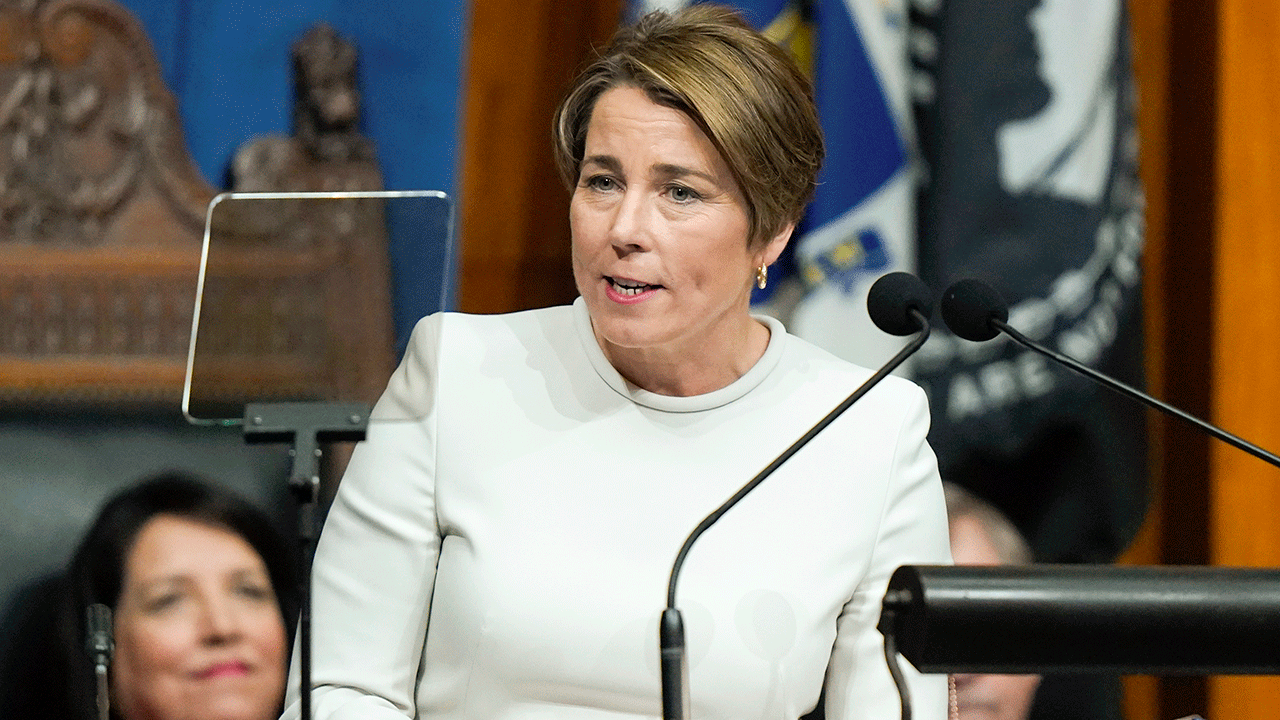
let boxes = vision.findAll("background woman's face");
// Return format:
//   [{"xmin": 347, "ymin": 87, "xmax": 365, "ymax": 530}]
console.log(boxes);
[
  {"xmin": 111, "ymin": 514, "xmax": 286, "ymax": 720},
  {"xmin": 570, "ymin": 86, "xmax": 783, "ymax": 362}
]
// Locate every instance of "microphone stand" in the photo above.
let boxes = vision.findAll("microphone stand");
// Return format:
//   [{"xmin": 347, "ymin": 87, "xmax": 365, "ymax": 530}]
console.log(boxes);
[
  {"xmin": 660, "ymin": 310, "xmax": 930, "ymax": 720},
  {"xmin": 992, "ymin": 318, "xmax": 1280, "ymax": 468},
  {"xmin": 242, "ymin": 401, "xmax": 370, "ymax": 720},
  {"xmin": 85, "ymin": 603, "xmax": 113, "ymax": 720}
]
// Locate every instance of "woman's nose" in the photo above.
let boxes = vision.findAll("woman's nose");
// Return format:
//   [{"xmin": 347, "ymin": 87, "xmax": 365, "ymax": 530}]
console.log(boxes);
[
  {"xmin": 197, "ymin": 597, "xmax": 243, "ymax": 643},
  {"xmin": 606, "ymin": 190, "xmax": 653, "ymax": 251}
]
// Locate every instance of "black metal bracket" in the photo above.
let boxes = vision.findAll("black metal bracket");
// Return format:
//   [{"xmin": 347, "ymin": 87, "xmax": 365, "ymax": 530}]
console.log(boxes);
[
  {"xmin": 243, "ymin": 401, "xmax": 370, "ymax": 504},
  {"xmin": 241, "ymin": 400, "xmax": 370, "ymax": 720}
]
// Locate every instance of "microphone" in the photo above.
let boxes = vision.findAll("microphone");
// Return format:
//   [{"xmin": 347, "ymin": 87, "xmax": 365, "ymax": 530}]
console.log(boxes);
[
  {"xmin": 660, "ymin": 271, "xmax": 934, "ymax": 720},
  {"xmin": 85, "ymin": 603, "xmax": 113, "ymax": 720},
  {"xmin": 867, "ymin": 272, "xmax": 936, "ymax": 337},
  {"xmin": 939, "ymin": 278, "xmax": 1280, "ymax": 469}
]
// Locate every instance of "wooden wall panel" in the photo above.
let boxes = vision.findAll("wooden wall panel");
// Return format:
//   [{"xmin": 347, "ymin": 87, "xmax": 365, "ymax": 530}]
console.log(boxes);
[
  {"xmin": 1068, "ymin": 0, "xmax": 1280, "ymax": 716},
  {"xmin": 1208, "ymin": 0, "xmax": 1280, "ymax": 715},
  {"xmin": 1119, "ymin": 0, "xmax": 1169, "ymax": 714},
  {"xmin": 457, "ymin": 0, "xmax": 623, "ymax": 315},
  {"xmin": 1124, "ymin": 0, "xmax": 1225, "ymax": 713}
]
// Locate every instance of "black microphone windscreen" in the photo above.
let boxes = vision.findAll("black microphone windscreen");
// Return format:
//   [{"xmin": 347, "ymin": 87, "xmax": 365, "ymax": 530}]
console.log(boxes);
[
  {"xmin": 867, "ymin": 272, "xmax": 933, "ymax": 336},
  {"xmin": 940, "ymin": 279, "xmax": 1008, "ymax": 341}
]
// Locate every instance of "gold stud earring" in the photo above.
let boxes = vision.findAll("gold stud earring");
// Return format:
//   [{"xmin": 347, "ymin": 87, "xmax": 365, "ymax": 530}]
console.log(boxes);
[{"xmin": 756, "ymin": 264, "xmax": 768, "ymax": 290}]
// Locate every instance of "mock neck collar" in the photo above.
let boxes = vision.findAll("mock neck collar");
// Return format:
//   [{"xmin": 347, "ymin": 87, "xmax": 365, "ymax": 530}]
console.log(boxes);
[{"xmin": 573, "ymin": 297, "xmax": 785, "ymax": 413}]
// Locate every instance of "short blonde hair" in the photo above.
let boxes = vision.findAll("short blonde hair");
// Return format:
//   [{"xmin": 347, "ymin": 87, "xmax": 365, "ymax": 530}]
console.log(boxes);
[{"xmin": 553, "ymin": 4, "xmax": 824, "ymax": 247}]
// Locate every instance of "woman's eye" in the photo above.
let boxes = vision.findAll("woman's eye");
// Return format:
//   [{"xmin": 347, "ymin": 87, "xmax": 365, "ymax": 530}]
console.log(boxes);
[
  {"xmin": 235, "ymin": 583, "xmax": 273, "ymax": 601},
  {"xmin": 144, "ymin": 593, "xmax": 182, "ymax": 613},
  {"xmin": 667, "ymin": 185, "xmax": 698, "ymax": 202},
  {"xmin": 584, "ymin": 175, "xmax": 617, "ymax": 191}
]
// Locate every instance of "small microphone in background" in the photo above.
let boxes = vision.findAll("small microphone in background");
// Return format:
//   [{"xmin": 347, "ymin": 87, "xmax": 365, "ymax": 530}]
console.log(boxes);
[{"xmin": 85, "ymin": 603, "xmax": 113, "ymax": 720}]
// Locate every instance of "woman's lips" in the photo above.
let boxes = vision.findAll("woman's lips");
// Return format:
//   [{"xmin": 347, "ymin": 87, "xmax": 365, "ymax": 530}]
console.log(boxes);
[
  {"xmin": 604, "ymin": 276, "xmax": 660, "ymax": 304},
  {"xmin": 196, "ymin": 661, "xmax": 251, "ymax": 680}
]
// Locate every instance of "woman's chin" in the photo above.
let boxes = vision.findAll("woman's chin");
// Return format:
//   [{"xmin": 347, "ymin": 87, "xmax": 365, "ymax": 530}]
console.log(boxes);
[
  {"xmin": 187, "ymin": 684, "xmax": 280, "ymax": 720},
  {"xmin": 199, "ymin": 697, "xmax": 277, "ymax": 720},
  {"xmin": 592, "ymin": 312, "xmax": 676, "ymax": 352},
  {"xmin": 598, "ymin": 330, "xmax": 664, "ymax": 357}
]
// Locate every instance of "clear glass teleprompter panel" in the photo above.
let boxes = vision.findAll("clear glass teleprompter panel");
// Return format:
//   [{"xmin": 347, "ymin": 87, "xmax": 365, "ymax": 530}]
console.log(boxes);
[{"xmin": 182, "ymin": 191, "xmax": 453, "ymax": 426}]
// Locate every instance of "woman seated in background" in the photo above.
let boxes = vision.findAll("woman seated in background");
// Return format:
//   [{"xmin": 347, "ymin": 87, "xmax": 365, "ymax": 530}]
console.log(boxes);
[{"xmin": 61, "ymin": 471, "xmax": 297, "ymax": 720}]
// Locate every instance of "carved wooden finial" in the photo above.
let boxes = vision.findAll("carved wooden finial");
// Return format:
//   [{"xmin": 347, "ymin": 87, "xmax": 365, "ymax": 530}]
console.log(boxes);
[{"xmin": 291, "ymin": 22, "xmax": 374, "ymax": 164}]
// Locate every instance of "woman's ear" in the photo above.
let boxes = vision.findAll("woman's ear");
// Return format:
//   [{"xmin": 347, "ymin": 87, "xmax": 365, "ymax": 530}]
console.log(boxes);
[{"xmin": 756, "ymin": 221, "xmax": 795, "ymax": 268}]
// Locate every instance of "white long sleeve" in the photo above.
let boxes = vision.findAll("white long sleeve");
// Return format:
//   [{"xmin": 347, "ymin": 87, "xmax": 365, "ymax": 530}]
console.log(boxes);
[{"xmin": 281, "ymin": 299, "xmax": 951, "ymax": 720}]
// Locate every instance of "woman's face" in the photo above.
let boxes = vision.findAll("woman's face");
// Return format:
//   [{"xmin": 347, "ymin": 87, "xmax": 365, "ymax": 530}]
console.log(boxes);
[
  {"xmin": 570, "ymin": 85, "xmax": 788, "ymax": 367},
  {"xmin": 111, "ymin": 514, "xmax": 287, "ymax": 720}
]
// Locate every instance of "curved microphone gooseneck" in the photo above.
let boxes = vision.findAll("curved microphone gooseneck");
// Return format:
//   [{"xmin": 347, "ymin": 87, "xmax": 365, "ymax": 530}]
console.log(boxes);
[
  {"xmin": 660, "ymin": 272, "xmax": 934, "ymax": 720},
  {"xmin": 939, "ymin": 278, "xmax": 1280, "ymax": 469},
  {"xmin": 874, "ymin": 278, "xmax": 1280, "ymax": 718},
  {"xmin": 872, "ymin": 279, "xmax": 1280, "ymax": 720}
]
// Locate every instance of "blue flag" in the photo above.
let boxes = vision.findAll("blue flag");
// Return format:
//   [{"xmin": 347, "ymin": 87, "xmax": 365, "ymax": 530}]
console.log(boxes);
[{"xmin": 784, "ymin": 0, "xmax": 915, "ymax": 368}]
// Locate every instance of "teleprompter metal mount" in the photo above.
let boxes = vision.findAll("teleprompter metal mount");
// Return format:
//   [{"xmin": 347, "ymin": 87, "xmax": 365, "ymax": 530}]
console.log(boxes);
[{"xmin": 241, "ymin": 400, "xmax": 370, "ymax": 720}]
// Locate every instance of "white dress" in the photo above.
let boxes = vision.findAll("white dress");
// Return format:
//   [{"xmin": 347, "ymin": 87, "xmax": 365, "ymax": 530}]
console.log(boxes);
[{"xmin": 281, "ymin": 298, "xmax": 951, "ymax": 720}]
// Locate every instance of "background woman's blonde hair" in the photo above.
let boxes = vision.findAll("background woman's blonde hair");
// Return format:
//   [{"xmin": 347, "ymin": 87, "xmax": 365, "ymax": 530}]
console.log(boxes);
[{"xmin": 553, "ymin": 4, "xmax": 824, "ymax": 247}]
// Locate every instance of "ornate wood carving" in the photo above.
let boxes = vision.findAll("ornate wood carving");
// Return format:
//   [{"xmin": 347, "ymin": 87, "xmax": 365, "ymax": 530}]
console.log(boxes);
[{"xmin": 0, "ymin": 1, "xmax": 394, "ymax": 410}]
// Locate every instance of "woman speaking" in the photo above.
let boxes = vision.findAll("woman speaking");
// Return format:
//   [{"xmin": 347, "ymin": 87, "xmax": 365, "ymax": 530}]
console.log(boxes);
[{"xmin": 283, "ymin": 5, "xmax": 950, "ymax": 719}]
